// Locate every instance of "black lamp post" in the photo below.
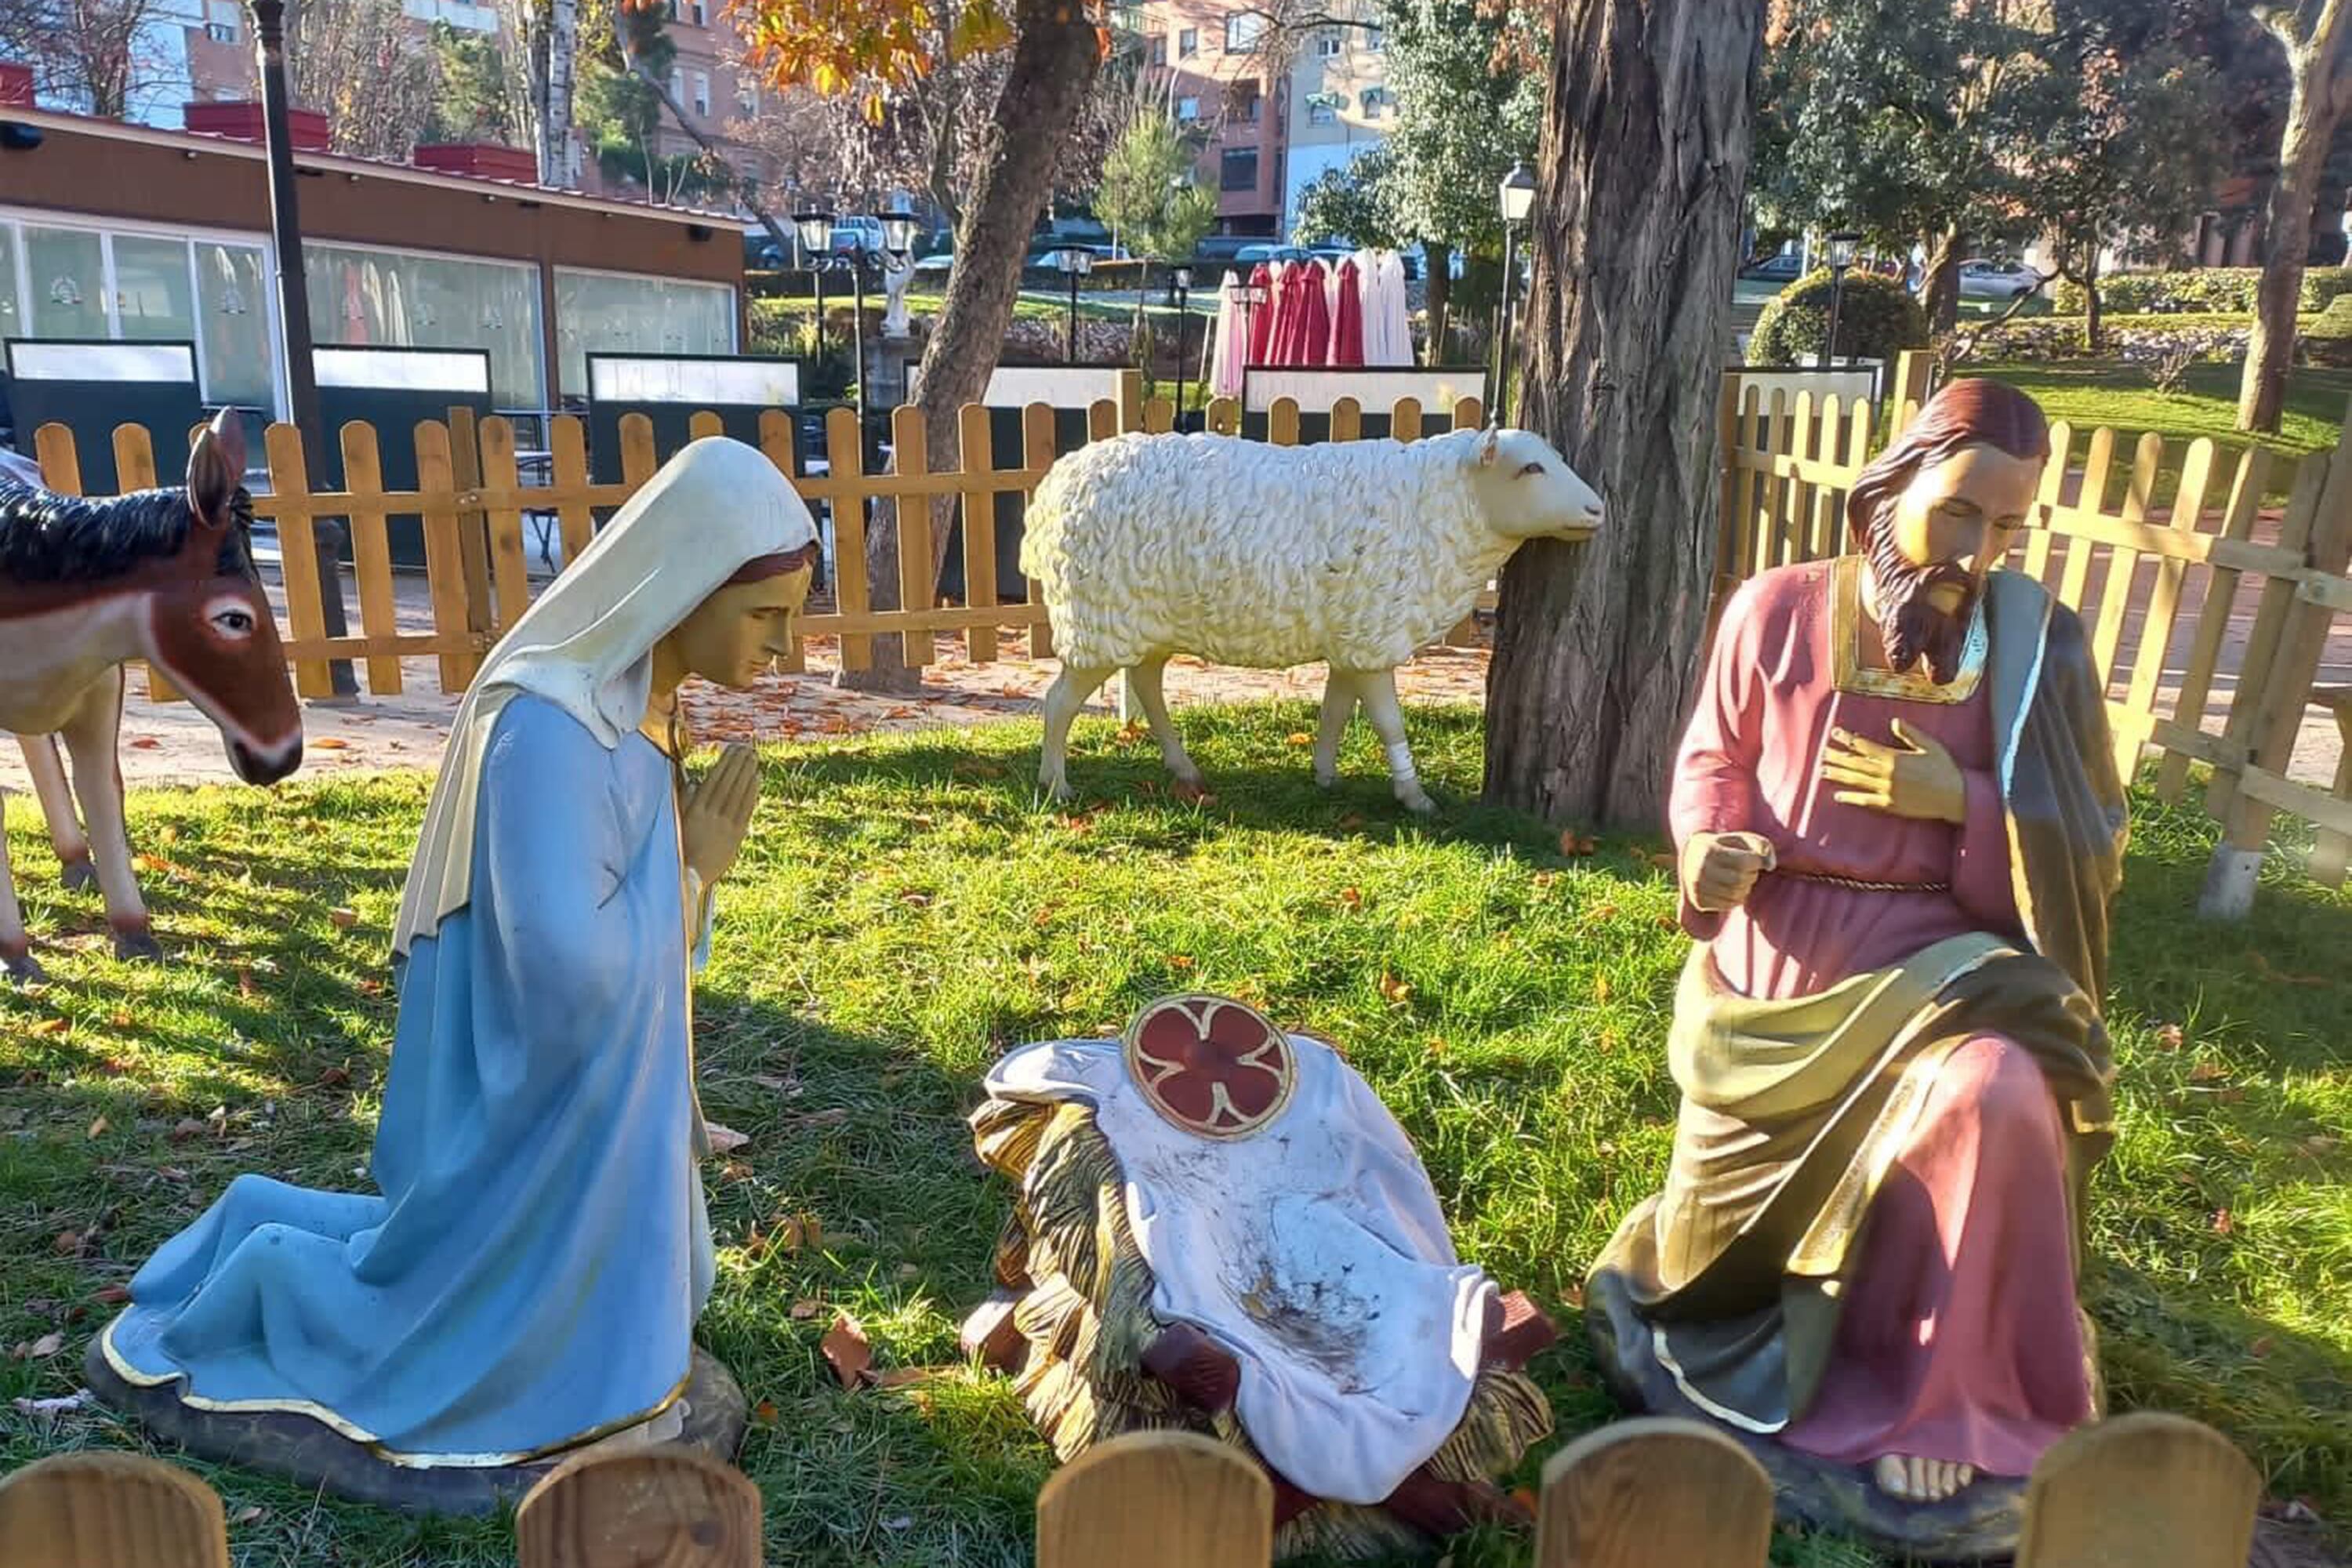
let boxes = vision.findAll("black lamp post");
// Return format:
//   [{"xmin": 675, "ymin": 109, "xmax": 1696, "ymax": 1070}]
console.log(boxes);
[
  {"xmin": 1494, "ymin": 161, "xmax": 1536, "ymax": 421},
  {"xmin": 793, "ymin": 203, "xmax": 833, "ymax": 362},
  {"xmin": 1821, "ymin": 230, "xmax": 1860, "ymax": 369},
  {"xmin": 1057, "ymin": 247, "xmax": 1094, "ymax": 364},
  {"xmin": 1172, "ymin": 264, "xmax": 1193, "ymax": 429},
  {"xmin": 249, "ymin": 0, "xmax": 355, "ymax": 695}
]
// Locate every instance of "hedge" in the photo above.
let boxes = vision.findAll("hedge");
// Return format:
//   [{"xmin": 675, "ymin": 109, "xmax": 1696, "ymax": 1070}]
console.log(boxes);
[
  {"xmin": 2049, "ymin": 267, "xmax": 2352, "ymax": 316},
  {"xmin": 1750, "ymin": 269, "xmax": 1929, "ymax": 366},
  {"xmin": 1963, "ymin": 312, "xmax": 2263, "ymax": 364}
]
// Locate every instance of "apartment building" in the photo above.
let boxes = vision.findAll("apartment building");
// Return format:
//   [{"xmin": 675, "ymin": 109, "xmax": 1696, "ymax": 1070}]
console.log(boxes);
[
  {"xmin": 1138, "ymin": 0, "xmax": 1287, "ymax": 236},
  {"xmin": 1282, "ymin": 1, "xmax": 1389, "ymax": 234}
]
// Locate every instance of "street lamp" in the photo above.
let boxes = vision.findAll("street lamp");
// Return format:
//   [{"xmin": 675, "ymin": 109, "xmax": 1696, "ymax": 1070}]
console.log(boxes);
[
  {"xmin": 1822, "ymin": 230, "xmax": 1860, "ymax": 369},
  {"xmin": 1493, "ymin": 160, "xmax": 1537, "ymax": 419},
  {"xmin": 793, "ymin": 203, "xmax": 834, "ymax": 361},
  {"xmin": 247, "ymin": 0, "xmax": 356, "ymax": 695},
  {"xmin": 880, "ymin": 195, "xmax": 920, "ymax": 261},
  {"xmin": 1172, "ymin": 265, "xmax": 1194, "ymax": 428},
  {"xmin": 1058, "ymin": 247, "xmax": 1094, "ymax": 364}
]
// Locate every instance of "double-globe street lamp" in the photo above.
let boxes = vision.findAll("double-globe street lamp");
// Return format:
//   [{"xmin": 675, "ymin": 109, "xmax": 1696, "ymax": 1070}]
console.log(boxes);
[
  {"xmin": 1820, "ymin": 230, "xmax": 1861, "ymax": 369},
  {"xmin": 1172, "ymin": 265, "xmax": 1194, "ymax": 430},
  {"xmin": 793, "ymin": 197, "xmax": 921, "ymax": 431},
  {"xmin": 1494, "ymin": 161, "xmax": 1537, "ymax": 420}
]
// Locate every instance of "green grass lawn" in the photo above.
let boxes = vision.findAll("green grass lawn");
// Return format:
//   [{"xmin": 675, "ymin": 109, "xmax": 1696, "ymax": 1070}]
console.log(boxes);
[
  {"xmin": 2, "ymin": 706, "xmax": 2346, "ymax": 1566},
  {"xmin": 1974, "ymin": 360, "xmax": 2352, "ymax": 508}
]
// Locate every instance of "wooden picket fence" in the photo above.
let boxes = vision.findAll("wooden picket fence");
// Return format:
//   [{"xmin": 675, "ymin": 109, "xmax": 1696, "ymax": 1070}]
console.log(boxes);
[
  {"xmin": 0, "ymin": 1410, "xmax": 2267, "ymax": 1567},
  {"xmin": 27, "ymin": 391, "xmax": 1490, "ymax": 711},
  {"xmin": 1720, "ymin": 352, "xmax": 2352, "ymax": 909}
]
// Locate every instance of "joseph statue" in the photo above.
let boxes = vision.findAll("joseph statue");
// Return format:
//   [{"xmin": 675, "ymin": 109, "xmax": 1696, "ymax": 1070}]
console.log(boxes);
[{"xmin": 1588, "ymin": 379, "xmax": 2129, "ymax": 1522}]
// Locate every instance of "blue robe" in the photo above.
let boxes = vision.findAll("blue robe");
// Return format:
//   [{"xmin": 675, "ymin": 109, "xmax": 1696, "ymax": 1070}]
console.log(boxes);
[{"xmin": 105, "ymin": 695, "xmax": 716, "ymax": 1461}]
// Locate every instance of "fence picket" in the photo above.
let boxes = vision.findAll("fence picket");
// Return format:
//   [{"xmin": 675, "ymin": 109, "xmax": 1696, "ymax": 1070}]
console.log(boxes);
[
  {"xmin": 1025, "ymin": 403, "xmax": 1059, "ymax": 661},
  {"xmin": 1785, "ymin": 390, "xmax": 1817, "ymax": 569},
  {"xmin": 1089, "ymin": 398, "xmax": 1120, "ymax": 445},
  {"xmin": 2158, "ymin": 447, "xmax": 2266, "ymax": 801},
  {"xmin": 515, "ymin": 1446, "xmax": 760, "ymax": 1568},
  {"xmin": 2088, "ymin": 433, "xmax": 2164, "ymax": 697},
  {"xmin": 689, "ymin": 410, "xmax": 724, "ymax": 442},
  {"xmin": 1332, "ymin": 397, "xmax": 1363, "ymax": 443},
  {"xmin": 2056, "ymin": 426, "xmax": 2116, "ymax": 615},
  {"xmin": 2205, "ymin": 456, "xmax": 2325, "ymax": 825},
  {"xmin": 1392, "ymin": 397, "xmax": 1424, "ymax": 443},
  {"xmin": 412, "ymin": 421, "xmax": 479, "ymax": 691},
  {"xmin": 106, "ymin": 425, "xmax": 187, "ymax": 703},
  {"xmin": 757, "ymin": 409, "xmax": 808, "ymax": 674},
  {"xmin": 1270, "ymin": 397, "xmax": 1301, "ymax": 446},
  {"xmin": 1035, "ymin": 1431, "xmax": 1271, "ymax": 1568},
  {"xmin": 477, "ymin": 416, "xmax": 533, "ymax": 635},
  {"xmin": 1757, "ymin": 390, "xmax": 1791, "ymax": 579},
  {"xmin": 0, "ymin": 1452, "xmax": 231, "ymax": 1568},
  {"xmin": 550, "ymin": 415, "xmax": 596, "ymax": 569},
  {"xmin": 2023, "ymin": 421, "xmax": 2074, "ymax": 586},
  {"xmin": 2113, "ymin": 438, "xmax": 2217, "ymax": 779},
  {"xmin": 960, "ymin": 402, "xmax": 1001, "ymax": 664},
  {"xmin": 1534, "ymin": 1417, "xmax": 1773, "ymax": 1568},
  {"xmin": 32, "ymin": 423, "xmax": 82, "ymax": 495},
  {"xmin": 2016, "ymin": 1412, "xmax": 2259, "ymax": 1568},
  {"xmin": 446, "ymin": 405, "xmax": 495, "ymax": 645},
  {"xmin": 893, "ymin": 405, "xmax": 935, "ymax": 674},
  {"xmin": 1143, "ymin": 397, "xmax": 1176, "ymax": 434},
  {"xmin": 826, "ymin": 406, "xmax": 873, "ymax": 672},
  {"xmin": 339, "ymin": 422, "xmax": 405, "ymax": 695},
  {"xmin": 263, "ymin": 422, "xmax": 336, "ymax": 699},
  {"xmin": 618, "ymin": 412, "xmax": 660, "ymax": 488},
  {"xmin": 1206, "ymin": 397, "xmax": 1241, "ymax": 436}
]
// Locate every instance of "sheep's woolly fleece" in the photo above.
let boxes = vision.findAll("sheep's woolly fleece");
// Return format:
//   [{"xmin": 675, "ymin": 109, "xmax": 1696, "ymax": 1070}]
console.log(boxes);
[{"xmin": 1021, "ymin": 430, "xmax": 1529, "ymax": 674}]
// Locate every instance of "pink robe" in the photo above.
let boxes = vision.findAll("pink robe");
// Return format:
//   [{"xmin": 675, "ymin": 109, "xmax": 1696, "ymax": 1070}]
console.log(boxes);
[
  {"xmin": 1245, "ymin": 263, "xmax": 1279, "ymax": 370},
  {"xmin": 1669, "ymin": 561, "xmax": 2093, "ymax": 1479},
  {"xmin": 1330, "ymin": 259, "xmax": 1366, "ymax": 366}
]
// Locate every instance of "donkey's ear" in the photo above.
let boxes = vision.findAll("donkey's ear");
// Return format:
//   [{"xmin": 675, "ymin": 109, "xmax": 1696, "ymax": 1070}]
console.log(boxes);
[{"xmin": 186, "ymin": 410, "xmax": 245, "ymax": 528}]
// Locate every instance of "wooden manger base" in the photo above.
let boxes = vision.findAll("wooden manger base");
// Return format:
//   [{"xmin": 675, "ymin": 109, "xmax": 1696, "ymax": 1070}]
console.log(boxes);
[
  {"xmin": 82, "ymin": 1331, "xmax": 748, "ymax": 1517},
  {"xmin": 1583, "ymin": 1267, "xmax": 2029, "ymax": 1563}
]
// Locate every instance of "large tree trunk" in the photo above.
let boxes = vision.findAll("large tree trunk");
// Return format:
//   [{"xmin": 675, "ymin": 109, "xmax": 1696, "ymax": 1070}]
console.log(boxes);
[
  {"xmin": 2240, "ymin": 2, "xmax": 2352, "ymax": 434},
  {"xmin": 1425, "ymin": 240, "xmax": 1454, "ymax": 361},
  {"xmin": 1482, "ymin": 0, "xmax": 1763, "ymax": 827},
  {"xmin": 829, "ymin": 0, "xmax": 1098, "ymax": 693},
  {"xmin": 1921, "ymin": 224, "xmax": 1962, "ymax": 335},
  {"xmin": 543, "ymin": 0, "xmax": 578, "ymax": 186}
]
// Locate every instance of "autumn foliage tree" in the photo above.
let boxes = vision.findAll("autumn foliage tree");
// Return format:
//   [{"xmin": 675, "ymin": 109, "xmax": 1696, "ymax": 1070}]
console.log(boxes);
[{"xmin": 710, "ymin": 0, "xmax": 1111, "ymax": 689}]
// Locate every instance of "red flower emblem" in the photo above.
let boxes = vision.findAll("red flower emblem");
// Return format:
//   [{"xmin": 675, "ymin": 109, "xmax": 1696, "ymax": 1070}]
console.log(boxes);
[{"xmin": 1123, "ymin": 995, "xmax": 1297, "ymax": 1139}]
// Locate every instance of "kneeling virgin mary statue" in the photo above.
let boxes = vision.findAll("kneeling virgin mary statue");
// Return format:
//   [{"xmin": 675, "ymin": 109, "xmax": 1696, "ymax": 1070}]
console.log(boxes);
[{"xmin": 89, "ymin": 438, "xmax": 821, "ymax": 1508}]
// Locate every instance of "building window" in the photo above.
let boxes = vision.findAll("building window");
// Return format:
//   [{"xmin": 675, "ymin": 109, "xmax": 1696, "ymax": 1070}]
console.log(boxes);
[
  {"xmin": 1223, "ymin": 13, "xmax": 1262, "ymax": 51},
  {"xmin": 1176, "ymin": 96, "xmax": 1200, "ymax": 122},
  {"xmin": 307, "ymin": 242, "xmax": 548, "ymax": 408},
  {"xmin": 737, "ymin": 80, "xmax": 759, "ymax": 114},
  {"xmin": 692, "ymin": 71, "xmax": 710, "ymax": 116},
  {"xmin": 204, "ymin": 0, "xmax": 241, "ymax": 42},
  {"xmin": 1361, "ymin": 87, "xmax": 1386, "ymax": 119},
  {"xmin": 1178, "ymin": 27, "xmax": 1196, "ymax": 56},
  {"xmin": 1226, "ymin": 85, "xmax": 1260, "ymax": 123},
  {"xmin": 1314, "ymin": 28, "xmax": 1341, "ymax": 56},
  {"xmin": 669, "ymin": 68, "xmax": 684, "ymax": 103},
  {"xmin": 688, "ymin": 0, "xmax": 706, "ymax": 22},
  {"xmin": 1364, "ymin": 24, "xmax": 1384, "ymax": 51},
  {"xmin": 1149, "ymin": 33, "xmax": 1166, "ymax": 64},
  {"xmin": 1221, "ymin": 147, "xmax": 1258, "ymax": 191},
  {"xmin": 1308, "ymin": 100, "xmax": 1334, "ymax": 126},
  {"xmin": 555, "ymin": 268, "xmax": 738, "ymax": 397}
]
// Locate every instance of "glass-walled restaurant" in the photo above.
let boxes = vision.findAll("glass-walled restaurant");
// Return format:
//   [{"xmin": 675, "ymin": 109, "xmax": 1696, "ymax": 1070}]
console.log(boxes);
[{"xmin": 0, "ymin": 209, "xmax": 741, "ymax": 425}]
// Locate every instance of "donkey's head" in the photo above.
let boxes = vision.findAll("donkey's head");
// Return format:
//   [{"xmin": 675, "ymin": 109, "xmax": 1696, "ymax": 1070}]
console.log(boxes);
[{"xmin": 151, "ymin": 412, "xmax": 303, "ymax": 786}]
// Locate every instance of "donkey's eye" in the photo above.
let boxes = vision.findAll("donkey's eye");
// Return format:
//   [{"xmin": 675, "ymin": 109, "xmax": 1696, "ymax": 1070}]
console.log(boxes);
[
  {"xmin": 1516, "ymin": 461, "xmax": 1545, "ymax": 478},
  {"xmin": 212, "ymin": 608, "xmax": 256, "ymax": 638}
]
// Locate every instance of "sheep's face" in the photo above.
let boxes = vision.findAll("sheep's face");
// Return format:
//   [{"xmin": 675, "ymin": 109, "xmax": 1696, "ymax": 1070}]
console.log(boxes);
[{"xmin": 1468, "ymin": 429, "xmax": 1606, "ymax": 540}]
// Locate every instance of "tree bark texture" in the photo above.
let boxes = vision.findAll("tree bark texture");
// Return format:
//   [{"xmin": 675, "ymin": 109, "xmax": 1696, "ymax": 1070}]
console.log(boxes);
[
  {"xmin": 1425, "ymin": 240, "xmax": 1454, "ymax": 361},
  {"xmin": 1482, "ymin": 0, "xmax": 1764, "ymax": 828},
  {"xmin": 1922, "ymin": 224, "xmax": 1962, "ymax": 336},
  {"xmin": 832, "ymin": 0, "xmax": 1101, "ymax": 692},
  {"xmin": 2240, "ymin": 0, "xmax": 2352, "ymax": 434}
]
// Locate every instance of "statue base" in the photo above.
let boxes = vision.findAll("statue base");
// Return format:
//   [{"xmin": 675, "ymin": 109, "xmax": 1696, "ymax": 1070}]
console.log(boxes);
[
  {"xmin": 1584, "ymin": 1268, "xmax": 2027, "ymax": 1563},
  {"xmin": 83, "ymin": 1330, "xmax": 748, "ymax": 1516}
]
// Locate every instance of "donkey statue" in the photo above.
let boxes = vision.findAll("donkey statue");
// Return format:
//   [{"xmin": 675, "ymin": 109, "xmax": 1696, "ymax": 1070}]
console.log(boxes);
[{"xmin": 0, "ymin": 411, "xmax": 303, "ymax": 981}]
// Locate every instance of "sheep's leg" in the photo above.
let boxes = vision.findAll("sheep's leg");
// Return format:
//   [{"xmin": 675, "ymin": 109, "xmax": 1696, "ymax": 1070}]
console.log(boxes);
[
  {"xmin": 57, "ymin": 673, "xmax": 161, "ymax": 960},
  {"xmin": 21, "ymin": 734, "xmax": 96, "ymax": 891},
  {"xmin": 1127, "ymin": 658, "xmax": 1202, "ymax": 789},
  {"xmin": 1040, "ymin": 662, "xmax": 1117, "ymax": 804},
  {"xmin": 1355, "ymin": 667, "xmax": 1436, "ymax": 815},
  {"xmin": 0, "ymin": 780, "xmax": 42, "ymax": 984},
  {"xmin": 1313, "ymin": 670, "xmax": 1360, "ymax": 789}
]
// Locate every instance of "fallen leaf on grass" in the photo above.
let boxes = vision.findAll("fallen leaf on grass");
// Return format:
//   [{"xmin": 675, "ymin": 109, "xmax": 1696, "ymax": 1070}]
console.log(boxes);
[
  {"xmin": 13, "ymin": 1391, "xmax": 93, "ymax": 1415},
  {"xmin": 86, "ymin": 1116, "xmax": 107, "ymax": 1138},
  {"xmin": 1559, "ymin": 831, "xmax": 1597, "ymax": 858},
  {"xmin": 1285, "ymin": 731, "xmax": 1314, "ymax": 747},
  {"xmin": 30, "ymin": 1018, "xmax": 67, "ymax": 1036},
  {"xmin": 170, "ymin": 1118, "xmax": 212, "ymax": 1142},
  {"xmin": 318, "ymin": 1065, "xmax": 352, "ymax": 1090},
  {"xmin": 311, "ymin": 737, "xmax": 350, "ymax": 752},
  {"xmin": 328, "ymin": 908, "xmax": 359, "ymax": 931},
  {"xmin": 1169, "ymin": 780, "xmax": 1218, "ymax": 805},
  {"xmin": 2189, "ymin": 1060, "xmax": 2228, "ymax": 1083},
  {"xmin": 1337, "ymin": 887, "xmax": 1363, "ymax": 909},
  {"xmin": 790, "ymin": 1298, "xmax": 824, "ymax": 1320},
  {"xmin": 754, "ymin": 1399, "xmax": 779, "ymax": 1424},
  {"xmin": 795, "ymin": 1108, "xmax": 851, "ymax": 1130},
  {"xmin": 128, "ymin": 736, "xmax": 162, "ymax": 750},
  {"xmin": 703, "ymin": 1121, "xmax": 751, "ymax": 1155},
  {"xmin": 230, "ymin": 1505, "xmax": 265, "ymax": 1526},
  {"xmin": 13, "ymin": 1332, "xmax": 65, "ymax": 1360},
  {"xmin": 2154, "ymin": 1022, "xmax": 2185, "ymax": 1050},
  {"xmin": 51, "ymin": 1231, "xmax": 82, "ymax": 1256},
  {"xmin": 2212, "ymin": 1209, "xmax": 2234, "ymax": 1236},
  {"xmin": 873, "ymin": 1369, "xmax": 938, "ymax": 1390},
  {"xmin": 93, "ymin": 1285, "xmax": 129, "ymax": 1305},
  {"xmin": 1377, "ymin": 971, "xmax": 1413, "ymax": 1007},
  {"xmin": 1593, "ymin": 975, "xmax": 1613, "ymax": 1004},
  {"xmin": 822, "ymin": 1312, "xmax": 873, "ymax": 1388}
]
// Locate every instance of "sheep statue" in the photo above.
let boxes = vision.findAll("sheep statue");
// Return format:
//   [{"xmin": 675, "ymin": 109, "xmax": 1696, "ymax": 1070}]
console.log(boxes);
[{"xmin": 1019, "ymin": 426, "xmax": 1604, "ymax": 811}]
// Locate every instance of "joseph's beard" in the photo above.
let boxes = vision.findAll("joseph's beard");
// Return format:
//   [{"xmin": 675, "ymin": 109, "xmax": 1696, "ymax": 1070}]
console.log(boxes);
[{"xmin": 1867, "ymin": 533, "xmax": 1977, "ymax": 684}]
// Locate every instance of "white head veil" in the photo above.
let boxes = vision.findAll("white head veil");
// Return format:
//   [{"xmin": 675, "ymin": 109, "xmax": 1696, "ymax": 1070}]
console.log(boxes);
[{"xmin": 392, "ymin": 437, "xmax": 818, "ymax": 956}]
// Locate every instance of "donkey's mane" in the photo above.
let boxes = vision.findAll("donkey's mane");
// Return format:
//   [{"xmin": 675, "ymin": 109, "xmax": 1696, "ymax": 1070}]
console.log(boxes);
[{"xmin": 0, "ymin": 479, "xmax": 256, "ymax": 584}]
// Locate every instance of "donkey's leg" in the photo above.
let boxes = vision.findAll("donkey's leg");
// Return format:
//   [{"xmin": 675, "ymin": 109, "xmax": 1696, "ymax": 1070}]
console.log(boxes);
[
  {"xmin": 1354, "ymin": 666, "xmax": 1436, "ymax": 815},
  {"xmin": 57, "ymin": 671, "xmax": 162, "ymax": 961},
  {"xmin": 0, "ymin": 784, "xmax": 46, "ymax": 984},
  {"xmin": 1312, "ymin": 670, "xmax": 1362, "ymax": 789},
  {"xmin": 1126, "ymin": 658, "xmax": 1203, "ymax": 789},
  {"xmin": 1039, "ymin": 663, "xmax": 1116, "ymax": 804},
  {"xmin": 21, "ymin": 734, "xmax": 97, "ymax": 891}
]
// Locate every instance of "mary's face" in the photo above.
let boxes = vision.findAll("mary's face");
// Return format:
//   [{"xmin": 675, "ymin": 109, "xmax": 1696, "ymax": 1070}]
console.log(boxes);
[{"xmin": 672, "ymin": 568, "xmax": 813, "ymax": 689}]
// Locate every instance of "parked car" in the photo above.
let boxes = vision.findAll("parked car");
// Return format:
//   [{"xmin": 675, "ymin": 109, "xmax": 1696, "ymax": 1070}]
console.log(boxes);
[
  {"xmin": 830, "ymin": 215, "xmax": 887, "ymax": 256},
  {"xmin": 1236, "ymin": 243, "xmax": 1313, "ymax": 265},
  {"xmin": 1956, "ymin": 258, "xmax": 2042, "ymax": 301},
  {"xmin": 913, "ymin": 249, "xmax": 953, "ymax": 275},
  {"xmin": 1740, "ymin": 252, "xmax": 1804, "ymax": 283}
]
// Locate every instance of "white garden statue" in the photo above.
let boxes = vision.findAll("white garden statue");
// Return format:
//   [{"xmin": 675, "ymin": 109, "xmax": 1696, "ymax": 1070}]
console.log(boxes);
[{"xmin": 880, "ymin": 252, "xmax": 916, "ymax": 340}]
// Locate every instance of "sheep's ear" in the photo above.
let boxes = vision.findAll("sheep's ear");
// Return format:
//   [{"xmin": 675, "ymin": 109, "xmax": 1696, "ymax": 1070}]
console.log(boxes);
[{"xmin": 1476, "ymin": 427, "xmax": 1501, "ymax": 468}]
